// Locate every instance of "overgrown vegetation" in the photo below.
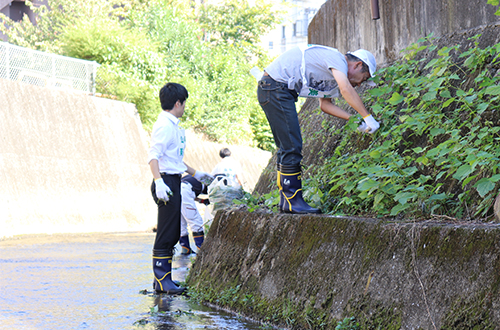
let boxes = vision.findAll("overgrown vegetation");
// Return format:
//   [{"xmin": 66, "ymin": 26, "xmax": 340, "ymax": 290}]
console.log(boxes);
[
  {"xmin": 0, "ymin": 0, "xmax": 281, "ymax": 149},
  {"xmin": 247, "ymin": 35, "xmax": 500, "ymax": 221},
  {"xmin": 487, "ymin": 0, "xmax": 500, "ymax": 15}
]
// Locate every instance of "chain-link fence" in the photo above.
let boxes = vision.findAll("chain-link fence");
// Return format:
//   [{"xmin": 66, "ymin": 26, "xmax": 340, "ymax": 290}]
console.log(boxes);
[{"xmin": 0, "ymin": 41, "xmax": 99, "ymax": 95}]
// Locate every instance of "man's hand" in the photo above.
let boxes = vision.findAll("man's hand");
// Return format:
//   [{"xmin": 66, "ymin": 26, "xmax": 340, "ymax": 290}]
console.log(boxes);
[
  {"xmin": 363, "ymin": 115, "xmax": 380, "ymax": 134},
  {"xmin": 357, "ymin": 122, "xmax": 368, "ymax": 133},
  {"xmin": 154, "ymin": 178, "xmax": 172, "ymax": 202},
  {"xmin": 193, "ymin": 171, "xmax": 214, "ymax": 183}
]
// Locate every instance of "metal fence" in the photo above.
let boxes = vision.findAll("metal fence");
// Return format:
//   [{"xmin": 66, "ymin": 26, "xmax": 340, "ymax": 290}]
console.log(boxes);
[{"xmin": 0, "ymin": 41, "xmax": 99, "ymax": 95}]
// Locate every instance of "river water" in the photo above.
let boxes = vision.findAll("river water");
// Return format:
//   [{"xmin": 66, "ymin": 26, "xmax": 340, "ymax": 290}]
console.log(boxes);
[{"xmin": 0, "ymin": 232, "xmax": 267, "ymax": 330}]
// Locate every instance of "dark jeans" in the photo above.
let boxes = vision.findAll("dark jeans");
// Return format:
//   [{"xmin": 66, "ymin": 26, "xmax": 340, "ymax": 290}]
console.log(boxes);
[
  {"xmin": 257, "ymin": 75, "xmax": 302, "ymax": 166},
  {"xmin": 151, "ymin": 173, "xmax": 181, "ymax": 252}
]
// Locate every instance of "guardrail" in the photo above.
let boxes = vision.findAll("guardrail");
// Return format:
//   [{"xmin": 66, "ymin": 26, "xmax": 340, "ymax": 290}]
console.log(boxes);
[{"xmin": 0, "ymin": 41, "xmax": 99, "ymax": 95}]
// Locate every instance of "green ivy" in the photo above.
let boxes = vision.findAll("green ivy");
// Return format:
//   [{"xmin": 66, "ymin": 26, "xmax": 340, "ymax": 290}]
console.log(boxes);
[
  {"xmin": 244, "ymin": 34, "xmax": 500, "ymax": 221},
  {"xmin": 314, "ymin": 35, "xmax": 500, "ymax": 220}
]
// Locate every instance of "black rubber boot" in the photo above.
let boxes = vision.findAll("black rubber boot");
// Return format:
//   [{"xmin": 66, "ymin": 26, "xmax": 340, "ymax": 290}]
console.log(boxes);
[
  {"xmin": 193, "ymin": 231, "xmax": 204, "ymax": 250},
  {"xmin": 152, "ymin": 249, "xmax": 186, "ymax": 295},
  {"xmin": 278, "ymin": 164, "xmax": 321, "ymax": 214},
  {"xmin": 179, "ymin": 236, "xmax": 192, "ymax": 255},
  {"xmin": 277, "ymin": 167, "xmax": 285, "ymax": 211}
]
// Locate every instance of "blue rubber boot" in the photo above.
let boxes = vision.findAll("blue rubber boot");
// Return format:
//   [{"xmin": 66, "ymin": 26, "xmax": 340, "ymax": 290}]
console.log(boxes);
[
  {"xmin": 179, "ymin": 235, "xmax": 192, "ymax": 255},
  {"xmin": 152, "ymin": 249, "xmax": 186, "ymax": 295},
  {"xmin": 278, "ymin": 164, "xmax": 321, "ymax": 214},
  {"xmin": 193, "ymin": 231, "xmax": 204, "ymax": 250}
]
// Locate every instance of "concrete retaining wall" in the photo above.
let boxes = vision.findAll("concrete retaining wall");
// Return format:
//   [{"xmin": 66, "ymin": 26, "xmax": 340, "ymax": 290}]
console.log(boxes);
[
  {"xmin": 188, "ymin": 209, "xmax": 500, "ymax": 329},
  {"xmin": 310, "ymin": 0, "xmax": 500, "ymax": 64},
  {"xmin": 0, "ymin": 79, "xmax": 156, "ymax": 238}
]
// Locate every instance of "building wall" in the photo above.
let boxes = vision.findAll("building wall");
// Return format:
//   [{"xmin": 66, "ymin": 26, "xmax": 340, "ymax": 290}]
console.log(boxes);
[
  {"xmin": 260, "ymin": 0, "xmax": 327, "ymax": 57},
  {"xmin": 309, "ymin": 0, "xmax": 500, "ymax": 65}
]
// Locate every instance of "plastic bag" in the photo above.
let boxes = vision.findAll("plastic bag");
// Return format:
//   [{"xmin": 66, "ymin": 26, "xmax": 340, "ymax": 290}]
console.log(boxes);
[{"xmin": 208, "ymin": 175, "xmax": 244, "ymax": 212}]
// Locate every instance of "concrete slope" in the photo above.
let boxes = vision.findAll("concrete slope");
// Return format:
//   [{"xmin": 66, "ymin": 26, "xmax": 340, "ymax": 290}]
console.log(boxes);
[{"xmin": 0, "ymin": 79, "xmax": 156, "ymax": 238}]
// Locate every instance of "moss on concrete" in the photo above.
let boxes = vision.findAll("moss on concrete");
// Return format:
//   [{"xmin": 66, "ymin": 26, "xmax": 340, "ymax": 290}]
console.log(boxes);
[{"xmin": 187, "ymin": 209, "xmax": 500, "ymax": 329}]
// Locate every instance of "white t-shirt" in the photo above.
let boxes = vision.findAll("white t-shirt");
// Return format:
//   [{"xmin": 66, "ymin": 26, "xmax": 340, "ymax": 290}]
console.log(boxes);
[
  {"xmin": 211, "ymin": 157, "xmax": 242, "ymax": 180},
  {"xmin": 147, "ymin": 111, "xmax": 187, "ymax": 174},
  {"xmin": 264, "ymin": 45, "xmax": 348, "ymax": 97}
]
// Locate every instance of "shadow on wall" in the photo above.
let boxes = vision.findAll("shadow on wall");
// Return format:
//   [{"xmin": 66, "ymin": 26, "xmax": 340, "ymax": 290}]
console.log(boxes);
[{"xmin": 182, "ymin": 130, "xmax": 272, "ymax": 193}]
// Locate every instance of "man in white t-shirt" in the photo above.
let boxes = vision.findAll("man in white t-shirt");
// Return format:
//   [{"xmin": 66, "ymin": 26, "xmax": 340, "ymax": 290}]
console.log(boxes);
[
  {"xmin": 148, "ymin": 83, "xmax": 213, "ymax": 294},
  {"xmin": 211, "ymin": 148, "xmax": 242, "ymax": 187},
  {"xmin": 257, "ymin": 45, "xmax": 379, "ymax": 214}
]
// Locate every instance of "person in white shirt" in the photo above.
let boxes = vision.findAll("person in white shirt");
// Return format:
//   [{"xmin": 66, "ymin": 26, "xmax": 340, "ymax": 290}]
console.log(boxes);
[
  {"xmin": 211, "ymin": 148, "xmax": 243, "ymax": 187},
  {"xmin": 178, "ymin": 175, "xmax": 209, "ymax": 255},
  {"xmin": 257, "ymin": 46, "xmax": 379, "ymax": 214},
  {"xmin": 148, "ymin": 82, "xmax": 213, "ymax": 295}
]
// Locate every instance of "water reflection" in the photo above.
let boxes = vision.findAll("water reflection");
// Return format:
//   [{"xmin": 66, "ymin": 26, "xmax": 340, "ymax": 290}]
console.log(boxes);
[{"xmin": 0, "ymin": 232, "xmax": 267, "ymax": 330}]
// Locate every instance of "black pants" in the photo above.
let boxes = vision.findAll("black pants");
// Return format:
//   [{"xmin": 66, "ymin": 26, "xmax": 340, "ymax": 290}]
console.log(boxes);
[
  {"xmin": 151, "ymin": 173, "xmax": 181, "ymax": 252},
  {"xmin": 257, "ymin": 75, "xmax": 302, "ymax": 166}
]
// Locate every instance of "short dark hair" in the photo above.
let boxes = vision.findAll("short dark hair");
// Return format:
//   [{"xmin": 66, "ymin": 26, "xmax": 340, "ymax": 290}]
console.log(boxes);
[
  {"xmin": 219, "ymin": 148, "xmax": 231, "ymax": 158},
  {"xmin": 345, "ymin": 53, "xmax": 370, "ymax": 74},
  {"xmin": 159, "ymin": 83, "xmax": 188, "ymax": 110}
]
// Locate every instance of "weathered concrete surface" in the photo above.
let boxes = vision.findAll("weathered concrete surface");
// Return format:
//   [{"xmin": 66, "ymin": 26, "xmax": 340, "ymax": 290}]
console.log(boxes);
[
  {"xmin": 0, "ymin": 78, "xmax": 156, "ymax": 238},
  {"xmin": 310, "ymin": 0, "xmax": 500, "ymax": 65},
  {"xmin": 188, "ymin": 209, "xmax": 500, "ymax": 329}
]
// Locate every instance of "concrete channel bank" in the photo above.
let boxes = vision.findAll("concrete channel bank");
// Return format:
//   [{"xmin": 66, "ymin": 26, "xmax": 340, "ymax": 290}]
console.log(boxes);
[{"xmin": 187, "ymin": 209, "xmax": 500, "ymax": 329}]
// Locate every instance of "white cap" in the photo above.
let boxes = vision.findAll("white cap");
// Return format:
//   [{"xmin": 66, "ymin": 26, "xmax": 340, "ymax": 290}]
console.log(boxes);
[{"xmin": 348, "ymin": 49, "xmax": 377, "ymax": 77}]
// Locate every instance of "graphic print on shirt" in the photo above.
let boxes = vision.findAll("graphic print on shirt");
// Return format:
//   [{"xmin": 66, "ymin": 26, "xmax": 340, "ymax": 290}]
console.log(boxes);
[
  {"xmin": 307, "ymin": 75, "xmax": 337, "ymax": 97},
  {"xmin": 178, "ymin": 127, "xmax": 186, "ymax": 157}
]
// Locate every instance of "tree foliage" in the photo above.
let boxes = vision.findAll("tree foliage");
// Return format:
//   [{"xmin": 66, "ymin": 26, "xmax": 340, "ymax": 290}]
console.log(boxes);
[{"xmin": 0, "ymin": 0, "xmax": 281, "ymax": 149}]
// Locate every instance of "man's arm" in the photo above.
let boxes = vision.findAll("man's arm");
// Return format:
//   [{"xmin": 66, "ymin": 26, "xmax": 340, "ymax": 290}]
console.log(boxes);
[
  {"xmin": 329, "ymin": 68, "xmax": 370, "ymax": 118},
  {"xmin": 184, "ymin": 162, "xmax": 196, "ymax": 176},
  {"xmin": 184, "ymin": 162, "xmax": 214, "ymax": 182},
  {"xmin": 149, "ymin": 159, "xmax": 162, "ymax": 180},
  {"xmin": 318, "ymin": 98, "xmax": 351, "ymax": 120}
]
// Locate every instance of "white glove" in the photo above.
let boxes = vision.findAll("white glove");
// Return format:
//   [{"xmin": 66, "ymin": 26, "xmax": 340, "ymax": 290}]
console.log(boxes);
[
  {"xmin": 357, "ymin": 122, "xmax": 368, "ymax": 133},
  {"xmin": 193, "ymin": 171, "xmax": 214, "ymax": 183},
  {"xmin": 363, "ymin": 114, "xmax": 380, "ymax": 134},
  {"xmin": 154, "ymin": 178, "xmax": 172, "ymax": 202}
]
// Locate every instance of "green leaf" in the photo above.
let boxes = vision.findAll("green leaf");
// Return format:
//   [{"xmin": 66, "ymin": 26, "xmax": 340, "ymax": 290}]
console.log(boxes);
[
  {"xmin": 474, "ymin": 178, "xmax": 495, "ymax": 197},
  {"xmin": 394, "ymin": 192, "xmax": 417, "ymax": 204},
  {"xmin": 485, "ymin": 85, "xmax": 500, "ymax": 95},
  {"xmin": 402, "ymin": 167, "xmax": 418, "ymax": 176},
  {"xmin": 428, "ymin": 193, "xmax": 447, "ymax": 201},
  {"xmin": 369, "ymin": 150, "xmax": 382, "ymax": 159},
  {"xmin": 440, "ymin": 90, "xmax": 451, "ymax": 98},
  {"xmin": 373, "ymin": 193, "xmax": 385, "ymax": 207},
  {"xmin": 464, "ymin": 94, "xmax": 477, "ymax": 103},
  {"xmin": 443, "ymin": 97, "xmax": 455, "ymax": 107},
  {"xmin": 430, "ymin": 128, "xmax": 445, "ymax": 137},
  {"xmin": 388, "ymin": 92, "xmax": 405, "ymax": 105},
  {"xmin": 462, "ymin": 175, "xmax": 478, "ymax": 188},
  {"xmin": 453, "ymin": 164, "xmax": 473, "ymax": 181},
  {"xmin": 357, "ymin": 179, "xmax": 379, "ymax": 192},
  {"xmin": 487, "ymin": 0, "xmax": 499, "ymax": 6},
  {"xmin": 490, "ymin": 174, "xmax": 500, "ymax": 183},
  {"xmin": 477, "ymin": 102, "xmax": 489, "ymax": 114},
  {"xmin": 390, "ymin": 203, "xmax": 411, "ymax": 216},
  {"xmin": 369, "ymin": 88, "xmax": 387, "ymax": 97},
  {"xmin": 422, "ymin": 91, "xmax": 437, "ymax": 101}
]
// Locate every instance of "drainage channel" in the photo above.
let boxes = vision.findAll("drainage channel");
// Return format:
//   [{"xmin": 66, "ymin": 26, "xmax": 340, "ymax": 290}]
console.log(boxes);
[{"xmin": 0, "ymin": 232, "xmax": 271, "ymax": 330}]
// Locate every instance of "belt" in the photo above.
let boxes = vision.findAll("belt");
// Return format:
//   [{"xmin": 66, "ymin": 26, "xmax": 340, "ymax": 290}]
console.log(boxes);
[{"xmin": 160, "ymin": 172, "xmax": 181, "ymax": 178}]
